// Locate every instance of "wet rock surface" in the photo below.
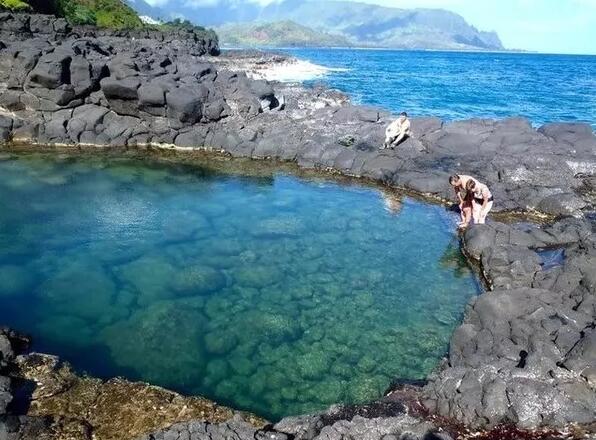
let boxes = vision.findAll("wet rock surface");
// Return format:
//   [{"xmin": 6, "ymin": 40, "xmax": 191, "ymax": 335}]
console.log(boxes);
[{"xmin": 0, "ymin": 10, "xmax": 595, "ymax": 440}]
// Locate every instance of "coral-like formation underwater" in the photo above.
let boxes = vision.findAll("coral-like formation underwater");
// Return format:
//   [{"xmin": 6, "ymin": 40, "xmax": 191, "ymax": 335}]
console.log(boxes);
[{"xmin": 0, "ymin": 153, "xmax": 478, "ymax": 419}]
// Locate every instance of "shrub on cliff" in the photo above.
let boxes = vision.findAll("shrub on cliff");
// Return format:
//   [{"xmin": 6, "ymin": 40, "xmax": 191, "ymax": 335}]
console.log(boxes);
[
  {"xmin": 56, "ymin": 0, "xmax": 143, "ymax": 28},
  {"xmin": 3, "ymin": 0, "xmax": 144, "ymax": 28}
]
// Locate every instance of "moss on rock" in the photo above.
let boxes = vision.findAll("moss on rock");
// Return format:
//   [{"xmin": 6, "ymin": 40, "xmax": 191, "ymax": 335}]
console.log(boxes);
[{"xmin": 12, "ymin": 353, "xmax": 266, "ymax": 440}]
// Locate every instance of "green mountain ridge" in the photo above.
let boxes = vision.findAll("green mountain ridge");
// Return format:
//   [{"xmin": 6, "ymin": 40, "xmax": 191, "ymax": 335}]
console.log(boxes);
[
  {"xmin": 126, "ymin": 0, "xmax": 504, "ymax": 51},
  {"xmin": 217, "ymin": 20, "xmax": 352, "ymax": 48}
]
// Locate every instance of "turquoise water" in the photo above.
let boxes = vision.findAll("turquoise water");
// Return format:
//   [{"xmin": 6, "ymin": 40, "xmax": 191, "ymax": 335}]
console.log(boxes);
[
  {"xmin": 282, "ymin": 49, "xmax": 596, "ymax": 128},
  {"xmin": 0, "ymin": 153, "xmax": 478, "ymax": 419}
]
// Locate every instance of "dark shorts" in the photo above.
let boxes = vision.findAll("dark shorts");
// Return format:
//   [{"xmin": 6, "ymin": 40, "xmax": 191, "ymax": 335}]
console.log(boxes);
[
  {"xmin": 474, "ymin": 196, "xmax": 494, "ymax": 204},
  {"xmin": 388, "ymin": 133, "xmax": 409, "ymax": 141}
]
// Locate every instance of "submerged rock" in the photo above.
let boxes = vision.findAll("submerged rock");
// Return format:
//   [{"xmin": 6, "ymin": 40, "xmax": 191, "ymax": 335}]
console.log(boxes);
[
  {"xmin": 37, "ymin": 260, "xmax": 126, "ymax": 323},
  {"xmin": 233, "ymin": 265, "xmax": 284, "ymax": 288},
  {"xmin": 172, "ymin": 266, "xmax": 226, "ymax": 296},
  {"xmin": 114, "ymin": 255, "xmax": 177, "ymax": 304},
  {"xmin": 100, "ymin": 298, "xmax": 208, "ymax": 387}
]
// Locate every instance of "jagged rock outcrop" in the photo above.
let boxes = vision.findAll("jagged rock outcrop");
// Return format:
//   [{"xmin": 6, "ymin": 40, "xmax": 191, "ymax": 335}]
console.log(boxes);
[
  {"xmin": 423, "ymin": 219, "xmax": 596, "ymax": 429},
  {"xmin": 140, "ymin": 401, "xmax": 440, "ymax": 440},
  {"xmin": 0, "ymin": 11, "xmax": 218, "ymax": 55},
  {"xmin": 0, "ymin": 329, "xmax": 18, "ymax": 417}
]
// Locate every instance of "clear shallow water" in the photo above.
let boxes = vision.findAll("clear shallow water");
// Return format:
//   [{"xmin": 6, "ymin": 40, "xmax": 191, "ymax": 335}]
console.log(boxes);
[
  {"xmin": 282, "ymin": 48, "xmax": 596, "ymax": 128},
  {"xmin": 0, "ymin": 153, "xmax": 478, "ymax": 420}
]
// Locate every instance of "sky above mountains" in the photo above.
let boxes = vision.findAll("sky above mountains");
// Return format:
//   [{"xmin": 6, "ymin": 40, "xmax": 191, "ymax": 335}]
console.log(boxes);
[{"xmin": 144, "ymin": 0, "xmax": 596, "ymax": 55}]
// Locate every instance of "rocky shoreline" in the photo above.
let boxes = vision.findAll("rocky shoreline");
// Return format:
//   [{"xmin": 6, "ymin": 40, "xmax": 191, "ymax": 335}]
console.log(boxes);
[{"xmin": 0, "ymin": 10, "xmax": 595, "ymax": 440}]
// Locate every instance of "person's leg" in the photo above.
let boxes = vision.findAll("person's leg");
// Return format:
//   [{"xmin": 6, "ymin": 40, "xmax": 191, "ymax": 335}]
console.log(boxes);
[
  {"xmin": 478, "ymin": 201, "xmax": 493, "ymax": 224},
  {"xmin": 458, "ymin": 201, "xmax": 472, "ymax": 227},
  {"xmin": 393, "ymin": 133, "xmax": 409, "ymax": 147},
  {"xmin": 472, "ymin": 200, "xmax": 482, "ymax": 224},
  {"xmin": 460, "ymin": 206, "xmax": 472, "ymax": 227},
  {"xmin": 390, "ymin": 132, "xmax": 405, "ymax": 148}
]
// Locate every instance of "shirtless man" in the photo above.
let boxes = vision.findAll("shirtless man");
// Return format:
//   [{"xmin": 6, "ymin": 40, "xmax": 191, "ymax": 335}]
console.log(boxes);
[
  {"xmin": 449, "ymin": 174, "xmax": 475, "ymax": 228},
  {"xmin": 465, "ymin": 179, "xmax": 493, "ymax": 224},
  {"xmin": 382, "ymin": 112, "xmax": 410, "ymax": 149}
]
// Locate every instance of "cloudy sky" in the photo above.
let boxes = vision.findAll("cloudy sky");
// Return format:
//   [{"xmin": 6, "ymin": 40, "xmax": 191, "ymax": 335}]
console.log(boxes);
[{"xmin": 145, "ymin": 0, "xmax": 596, "ymax": 54}]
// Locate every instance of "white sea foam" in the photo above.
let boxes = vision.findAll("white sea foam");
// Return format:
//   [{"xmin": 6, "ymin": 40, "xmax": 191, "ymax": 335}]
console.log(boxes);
[{"xmin": 247, "ymin": 59, "xmax": 347, "ymax": 83}]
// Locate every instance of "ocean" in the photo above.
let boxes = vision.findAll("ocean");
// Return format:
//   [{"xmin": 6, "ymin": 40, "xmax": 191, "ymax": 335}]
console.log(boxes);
[{"xmin": 279, "ymin": 48, "xmax": 596, "ymax": 128}]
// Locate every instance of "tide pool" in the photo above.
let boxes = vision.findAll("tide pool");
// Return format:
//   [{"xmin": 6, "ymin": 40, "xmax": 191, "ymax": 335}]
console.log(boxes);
[{"xmin": 0, "ymin": 153, "xmax": 479, "ymax": 420}]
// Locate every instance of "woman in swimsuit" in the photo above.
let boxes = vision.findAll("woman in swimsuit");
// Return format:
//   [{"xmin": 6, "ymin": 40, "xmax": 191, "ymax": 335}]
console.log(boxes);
[
  {"xmin": 465, "ymin": 179, "xmax": 494, "ymax": 224},
  {"xmin": 449, "ymin": 174, "xmax": 474, "ymax": 228}
]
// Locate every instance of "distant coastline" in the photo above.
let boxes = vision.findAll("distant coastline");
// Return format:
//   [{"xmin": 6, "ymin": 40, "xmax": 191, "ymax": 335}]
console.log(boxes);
[
  {"xmin": 221, "ymin": 45, "xmax": 531, "ymax": 54},
  {"xmin": 220, "ymin": 45, "xmax": 596, "ymax": 57}
]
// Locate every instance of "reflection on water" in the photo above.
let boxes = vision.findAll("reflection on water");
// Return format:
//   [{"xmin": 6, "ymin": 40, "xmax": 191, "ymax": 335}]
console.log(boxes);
[
  {"xmin": 383, "ymin": 192, "xmax": 403, "ymax": 215},
  {"xmin": 0, "ymin": 152, "xmax": 479, "ymax": 420}
]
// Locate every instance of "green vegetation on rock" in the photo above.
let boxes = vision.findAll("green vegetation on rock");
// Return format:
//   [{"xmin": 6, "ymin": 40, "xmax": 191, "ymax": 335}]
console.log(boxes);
[
  {"xmin": 0, "ymin": 0, "xmax": 31, "ymax": 11},
  {"xmin": 3, "ymin": 0, "xmax": 143, "ymax": 28},
  {"xmin": 55, "ymin": 0, "xmax": 143, "ymax": 27}
]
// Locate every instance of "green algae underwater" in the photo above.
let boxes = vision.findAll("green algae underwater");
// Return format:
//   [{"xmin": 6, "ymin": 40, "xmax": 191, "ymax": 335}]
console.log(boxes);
[{"xmin": 0, "ymin": 151, "xmax": 479, "ymax": 420}]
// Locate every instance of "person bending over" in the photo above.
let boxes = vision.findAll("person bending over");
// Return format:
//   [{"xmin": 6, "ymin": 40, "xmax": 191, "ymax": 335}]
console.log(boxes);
[
  {"xmin": 466, "ymin": 179, "xmax": 493, "ymax": 224},
  {"xmin": 449, "ymin": 174, "xmax": 475, "ymax": 228},
  {"xmin": 382, "ymin": 112, "xmax": 410, "ymax": 149}
]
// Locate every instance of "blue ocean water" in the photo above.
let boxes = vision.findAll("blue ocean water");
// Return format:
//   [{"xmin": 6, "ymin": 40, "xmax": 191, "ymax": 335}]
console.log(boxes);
[
  {"xmin": 283, "ymin": 48, "xmax": 596, "ymax": 128},
  {"xmin": 0, "ymin": 153, "xmax": 479, "ymax": 420}
]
